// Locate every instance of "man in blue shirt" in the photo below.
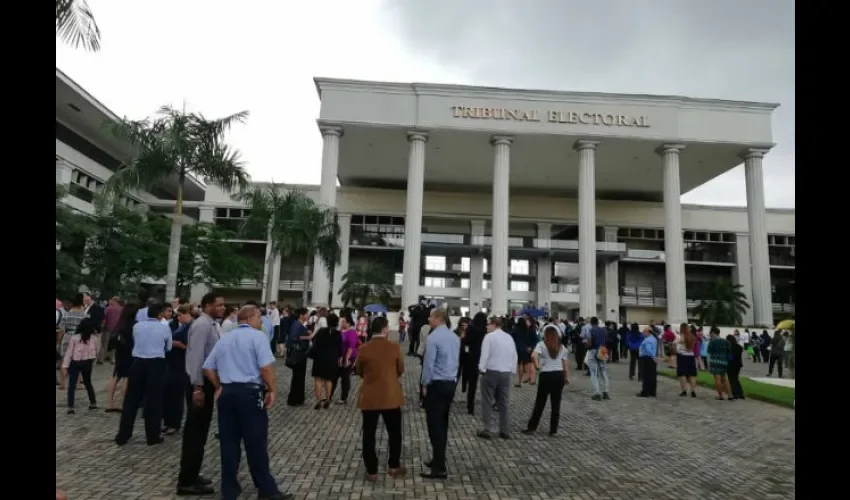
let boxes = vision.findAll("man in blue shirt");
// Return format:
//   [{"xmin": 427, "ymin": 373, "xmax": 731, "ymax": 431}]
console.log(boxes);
[
  {"xmin": 202, "ymin": 305, "xmax": 291, "ymax": 500},
  {"xmin": 637, "ymin": 327, "xmax": 659, "ymax": 398},
  {"xmin": 585, "ymin": 317, "xmax": 610, "ymax": 401},
  {"xmin": 115, "ymin": 302, "xmax": 172, "ymax": 446},
  {"xmin": 420, "ymin": 308, "xmax": 459, "ymax": 480}
]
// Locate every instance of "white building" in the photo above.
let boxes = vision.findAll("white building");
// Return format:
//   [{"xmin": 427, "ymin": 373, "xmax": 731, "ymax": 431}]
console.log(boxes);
[{"xmin": 56, "ymin": 70, "xmax": 795, "ymax": 326}]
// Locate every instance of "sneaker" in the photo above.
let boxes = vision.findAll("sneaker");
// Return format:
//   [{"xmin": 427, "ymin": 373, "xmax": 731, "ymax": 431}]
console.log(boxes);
[
  {"xmin": 690, "ymin": 391, "xmax": 696, "ymax": 398},
  {"xmin": 67, "ymin": 408, "xmax": 75, "ymax": 415},
  {"xmin": 679, "ymin": 391, "xmax": 688, "ymax": 397},
  {"xmin": 602, "ymin": 392, "xmax": 610, "ymax": 400},
  {"xmin": 591, "ymin": 394, "xmax": 602, "ymax": 401}
]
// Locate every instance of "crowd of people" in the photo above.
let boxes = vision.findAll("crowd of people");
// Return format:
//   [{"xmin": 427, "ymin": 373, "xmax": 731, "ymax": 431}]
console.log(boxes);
[{"xmin": 56, "ymin": 293, "xmax": 794, "ymax": 497}]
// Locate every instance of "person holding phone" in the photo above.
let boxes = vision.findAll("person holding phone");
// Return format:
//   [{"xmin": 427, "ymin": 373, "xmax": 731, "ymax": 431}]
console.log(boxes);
[{"xmin": 202, "ymin": 305, "xmax": 292, "ymax": 500}]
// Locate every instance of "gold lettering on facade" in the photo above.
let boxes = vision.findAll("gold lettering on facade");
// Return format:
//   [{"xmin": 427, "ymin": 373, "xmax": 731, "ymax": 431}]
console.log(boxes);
[{"xmin": 452, "ymin": 105, "xmax": 650, "ymax": 127}]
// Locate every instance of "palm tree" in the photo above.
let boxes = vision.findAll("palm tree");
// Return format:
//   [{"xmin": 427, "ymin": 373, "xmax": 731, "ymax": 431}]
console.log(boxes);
[
  {"xmin": 339, "ymin": 261, "xmax": 396, "ymax": 309},
  {"xmin": 56, "ymin": 0, "xmax": 101, "ymax": 52},
  {"xmin": 691, "ymin": 279, "xmax": 750, "ymax": 326},
  {"xmin": 240, "ymin": 185, "xmax": 341, "ymax": 305},
  {"xmin": 101, "ymin": 105, "xmax": 250, "ymax": 300}
]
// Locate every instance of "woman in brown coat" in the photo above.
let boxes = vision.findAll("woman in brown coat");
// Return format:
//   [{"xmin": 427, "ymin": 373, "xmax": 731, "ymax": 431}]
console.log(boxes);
[{"xmin": 356, "ymin": 316, "xmax": 406, "ymax": 482}]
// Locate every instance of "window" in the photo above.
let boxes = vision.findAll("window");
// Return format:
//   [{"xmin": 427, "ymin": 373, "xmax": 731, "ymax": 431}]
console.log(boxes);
[
  {"xmin": 461, "ymin": 278, "xmax": 470, "ymax": 289},
  {"xmin": 461, "ymin": 257, "xmax": 470, "ymax": 272},
  {"xmin": 394, "ymin": 273, "xmax": 403, "ymax": 286},
  {"xmin": 425, "ymin": 256, "xmax": 446, "ymax": 271},
  {"xmin": 483, "ymin": 259, "xmax": 489, "ymax": 274},
  {"xmin": 424, "ymin": 277, "xmax": 446, "ymax": 288},
  {"xmin": 483, "ymin": 280, "xmax": 491, "ymax": 290},
  {"xmin": 510, "ymin": 259, "xmax": 529, "ymax": 275},
  {"xmin": 510, "ymin": 281, "xmax": 529, "ymax": 292}
]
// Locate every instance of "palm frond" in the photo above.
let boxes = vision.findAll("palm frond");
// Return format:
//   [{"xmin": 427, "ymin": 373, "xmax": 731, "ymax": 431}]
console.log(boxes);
[{"xmin": 56, "ymin": 0, "xmax": 101, "ymax": 52}]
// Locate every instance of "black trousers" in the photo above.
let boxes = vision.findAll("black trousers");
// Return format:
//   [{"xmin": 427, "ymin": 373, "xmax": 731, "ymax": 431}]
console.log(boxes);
[
  {"xmin": 526, "ymin": 371, "xmax": 564, "ymax": 433},
  {"xmin": 628, "ymin": 349, "xmax": 641, "ymax": 380},
  {"xmin": 768, "ymin": 353, "xmax": 784, "ymax": 377},
  {"xmin": 728, "ymin": 365, "xmax": 745, "ymax": 399},
  {"xmin": 606, "ymin": 342, "xmax": 619, "ymax": 362},
  {"xmin": 271, "ymin": 326, "xmax": 279, "ymax": 353},
  {"xmin": 408, "ymin": 332, "xmax": 420, "ymax": 356},
  {"xmin": 760, "ymin": 347, "xmax": 770, "ymax": 363},
  {"xmin": 620, "ymin": 342, "xmax": 629, "ymax": 359},
  {"xmin": 458, "ymin": 354, "xmax": 468, "ymax": 391},
  {"xmin": 640, "ymin": 358, "xmax": 657, "ymax": 396},
  {"xmin": 287, "ymin": 359, "xmax": 308, "ymax": 406},
  {"xmin": 67, "ymin": 359, "xmax": 96, "ymax": 408},
  {"xmin": 177, "ymin": 379, "xmax": 215, "ymax": 487},
  {"xmin": 424, "ymin": 380, "xmax": 455, "ymax": 472},
  {"xmin": 361, "ymin": 408, "xmax": 402, "ymax": 475},
  {"xmin": 574, "ymin": 344, "xmax": 586, "ymax": 370},
  {"xmin": 116, "ymin": 357, "xmax": 167, "ymax": 443},
  {"xmin": 163, "ymin": 367, "xmax": 189, "ymax": 430},
  {"xmin": 218, "ymin": 384, "xmax": 278, "ymax": 500},
  {"xmin": 464, "ymin": 364, "xmax": 479, "ymax": 414},
  {"xmin": 331, "ymin": 364, "xmax": 354, "ymax": 402}
]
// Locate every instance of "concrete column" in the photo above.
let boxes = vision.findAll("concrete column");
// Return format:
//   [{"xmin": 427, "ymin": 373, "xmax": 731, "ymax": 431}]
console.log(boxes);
[
  {"xmin": 743, "ymin": 148, "xmax": 774, "ymax": 327},
  {"xmin": 603, "ymin": 226, "xmax": 620, "ymax": 324},
  {"xmin": 575, "ymin": 140, "xmax": 599, "ymax": 318},
  {"xmin": 401, "ymin": 131, "xmax": 429, "ymax": 309},
  {"xmin": 268, "ymin": 253, "xmax": 282, "ymax": 304},
  {"xmin": 469, "ymin": 220, "xmax": 486, "ymax": 315},
  {"xmin": 311, "ymin": 123, "xmax": 343, "ymax": 306},
  {"xmin": 260, "ymin": 236, "xmax": 273, "ymax": 304},
  {"xmin": 658, "ymin": 144, "xmax": 688, "ymax": 325},
  {"xmin": 56, "ymin": 159, "xmax": 73, "ymax": 187},
  {"xmin": 189, "ymin": 284, "xmax": 212, "ymax": 304},
  {"xmin": 198, "ymin": 206, "xmax": 215, "ymax": 223},
  {"xmin": 733, "ymin": 233, "xmax": 755, "ymax": 326},
  {"xmin": 490, "ymin": 135, "xmax": 513, "ymax": 316},
  {"xmin": 332, "ymin": 213, "xmax": 353, "ymax": 308},
  {"xmin": 536, "ymin": 223, "xmax": 552, "ymax": 311}
]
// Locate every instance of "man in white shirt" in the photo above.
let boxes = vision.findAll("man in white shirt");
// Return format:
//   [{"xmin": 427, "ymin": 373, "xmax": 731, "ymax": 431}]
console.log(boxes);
[{"xmin": 477, "ymin": 316, "xmax": 517, "ymax": 439}]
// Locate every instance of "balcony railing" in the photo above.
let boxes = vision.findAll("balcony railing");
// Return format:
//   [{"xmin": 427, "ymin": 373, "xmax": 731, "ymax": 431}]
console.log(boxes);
[
  {"xmin": 471, "ymin": 236, "xmax": 525, "ymax": 247},
  {"xmin": 422, "ymin": 233, "xmax": 465, "ymax": 245},
  {"xmin": 624, "ymin": 249, "xmax": 666, "ymax": 261},
  {"xmin": 684, "ymin": 251, "xmax": 735, "ymax": 264},
  {"xmin": 350, "ymin": 231, "xmax": 404, "ymax": 248},
  {"xmin": 533, "ymin": 239, "xmax": 579, "ymax": 250}
]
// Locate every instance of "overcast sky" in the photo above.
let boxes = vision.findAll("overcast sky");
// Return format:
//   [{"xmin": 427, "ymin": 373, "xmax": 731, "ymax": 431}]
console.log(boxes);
[{"xmin": 57, "ymin": 0, "xmax": 794, "ymax": 208}]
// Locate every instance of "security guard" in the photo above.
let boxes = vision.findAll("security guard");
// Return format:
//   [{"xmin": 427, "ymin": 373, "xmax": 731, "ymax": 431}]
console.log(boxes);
[{"xmin": 202, "ymin": 305, "xmax": 291, "ymax": 500}]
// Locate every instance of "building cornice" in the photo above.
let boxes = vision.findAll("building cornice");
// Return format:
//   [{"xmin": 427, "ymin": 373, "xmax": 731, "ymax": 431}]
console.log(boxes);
[{"xmin": 313, "ymin": 77, "xmax": 780, "ymax": 113}]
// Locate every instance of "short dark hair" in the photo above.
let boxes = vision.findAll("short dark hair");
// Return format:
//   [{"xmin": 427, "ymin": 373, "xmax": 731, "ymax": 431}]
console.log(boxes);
[
  {"xmin": 327, "ymin": 313, "xmax": 339, "ymax": 330},
  {"xmin": 148, "ymin": 303, "xmax": 164, "ymax": 319},
  {"xmin": 590, "ymin": 316, "xmax": 599, "ymax": 326},
  {"xmin": 370, "ymin": 316, "xmax": 388, "ymax": 334},
  {"xmin": 245, "ymin": 300, "xmax": 259, "ymax": 307},
  {"xmin": 200, "ymin": 293, "xmax": 220, "ymax": 310},
  {"xmin": 294, "ymin": 307, "xmax": 308, "ymax": 318},
  {"xmin": 710, "ymin": 326, "xmax": 720, "ymax": 335}
]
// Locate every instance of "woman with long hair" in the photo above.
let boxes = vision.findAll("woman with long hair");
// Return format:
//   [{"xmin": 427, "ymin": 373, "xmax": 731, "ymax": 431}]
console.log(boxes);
[
  {"xmin": 463, "ymin": 312, "xmax": 488, "ymax": 415},
  {"xmin": 310, "ymin": 313, "xmax": 341, "ymax": 409},
  {"xmin": 676, "ymin": 323, "xmax": 698, "ymax": 397},
  {"xmin": 726, "ymin": 334, "xmax": 745, "ymax": 400},
  {"xmin": 104, "ymin": 303, "xmax": 139, "ymax": 412},
  {"xmin": 706, "ymin": 326, "xmax": 732, "ymax": 400},
  {"xmin": 61, "ymin": 317, "xmax": 100, "ymax": 414},
  {"xmin": 522, "ymin": 324, "xmax": 570, "ymax": 436}
]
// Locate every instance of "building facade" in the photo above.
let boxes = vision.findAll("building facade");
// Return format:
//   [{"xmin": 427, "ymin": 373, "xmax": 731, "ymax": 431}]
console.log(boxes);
[{"xmin": 56, "ymin": 70, "xmax": 795, "ymax": 326}]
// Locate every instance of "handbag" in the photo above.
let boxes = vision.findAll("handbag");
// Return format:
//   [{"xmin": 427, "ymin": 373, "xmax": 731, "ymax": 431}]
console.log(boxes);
[
  {"xmin": 285, "ymin": 343, "xmax": 307, "ymax": 368},
  {"xmin": 597, "ymin": 346, "xmax": 609, "ymax": 361}
]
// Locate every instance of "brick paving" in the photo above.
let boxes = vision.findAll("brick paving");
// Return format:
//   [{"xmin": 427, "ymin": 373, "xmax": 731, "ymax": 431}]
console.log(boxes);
[{"xmin": 56, "ymin": 341, "xmax": 794, "ymax": 500}]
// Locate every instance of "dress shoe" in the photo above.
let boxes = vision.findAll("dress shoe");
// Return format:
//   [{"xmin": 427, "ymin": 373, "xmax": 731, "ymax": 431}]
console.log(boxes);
[
  {"xmin": 476, "ymin": 430, "xmax": 492, "ymax": 439},
  {"xmin": 365, "ymin": 474, "xmax": 378, "ymax": 482},
  {"xmin": 257, "ymin": 492, "xmax": 293, "ymax": 500},
  {"xmin": 420, "ymin": 471, "xmax": 448, "ymax": 479},
  {"xmin": 176, "ymin": 483, "xmax": 214, "ymax": 496},
  {"xmin": 499, "ymin": 432, "xmax": 511, "ymax": 440},
  {"xmin": 388, "ymin": 466, "xmax": 407, "ymax": 477},
  {"xmin": 196, "ymin": 476, "xmax": 212, "ymax": 486},
  {"xmin": 147, "ymin": 437, "xmax": 165, "ymax": 445}
]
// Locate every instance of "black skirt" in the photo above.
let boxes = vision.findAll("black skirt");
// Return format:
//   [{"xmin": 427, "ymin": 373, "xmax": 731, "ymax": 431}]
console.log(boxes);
[
  {"xmin": 311, "ymin": 356, "xmax": 338, "ymax": 381},
  {"xmin": 676, "ymin": 354, "xmax": 698, "ymax": 378}
]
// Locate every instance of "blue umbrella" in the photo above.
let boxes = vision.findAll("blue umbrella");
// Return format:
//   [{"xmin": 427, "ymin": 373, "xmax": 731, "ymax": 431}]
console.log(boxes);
[
  {"xmin": 364, "ymin": 303, "xmax": 388, "ymax": 314},
  {"xmin": 519, "ymin": 307, "xmax": 546, "ymax": 318}
]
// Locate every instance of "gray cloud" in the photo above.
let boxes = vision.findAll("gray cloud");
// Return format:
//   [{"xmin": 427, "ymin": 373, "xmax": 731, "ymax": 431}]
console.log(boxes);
[{"xmin": 379, "ymin": 0, "xmax": 794, "ymax": 208}]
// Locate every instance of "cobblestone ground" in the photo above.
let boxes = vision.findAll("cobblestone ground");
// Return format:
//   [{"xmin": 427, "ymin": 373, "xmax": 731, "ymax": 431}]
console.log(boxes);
[{"xmin": 56, "ymin": 340, "xmax": 794, "ymax": 500}]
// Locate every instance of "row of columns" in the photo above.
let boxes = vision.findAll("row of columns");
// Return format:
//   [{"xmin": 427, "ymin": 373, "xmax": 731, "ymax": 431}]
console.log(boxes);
[{"xmin": 311, "ymin": 123, "xmax": 775, "ymax": 327}]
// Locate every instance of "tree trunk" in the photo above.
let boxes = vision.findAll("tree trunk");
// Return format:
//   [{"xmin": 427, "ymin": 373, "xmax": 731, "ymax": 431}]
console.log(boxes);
[
  {"xmin": 302, "ymin": 255, "xmax": 311, "ymax": 306},
  {"xmin": 165, "ymin": 180, "xmax": 184, "ymax": 300}
]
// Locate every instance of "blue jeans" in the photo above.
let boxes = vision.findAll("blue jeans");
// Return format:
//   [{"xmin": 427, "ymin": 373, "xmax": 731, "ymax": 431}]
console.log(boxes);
[{"xmin": 586, "ymin": 351, "xmax": 609, "ymax": 395}]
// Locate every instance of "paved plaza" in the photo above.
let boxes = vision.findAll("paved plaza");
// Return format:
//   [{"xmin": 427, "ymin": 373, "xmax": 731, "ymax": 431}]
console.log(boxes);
[{"xmin": 56, "ymin": 341, "xmax": 795, "ymax": 500}]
